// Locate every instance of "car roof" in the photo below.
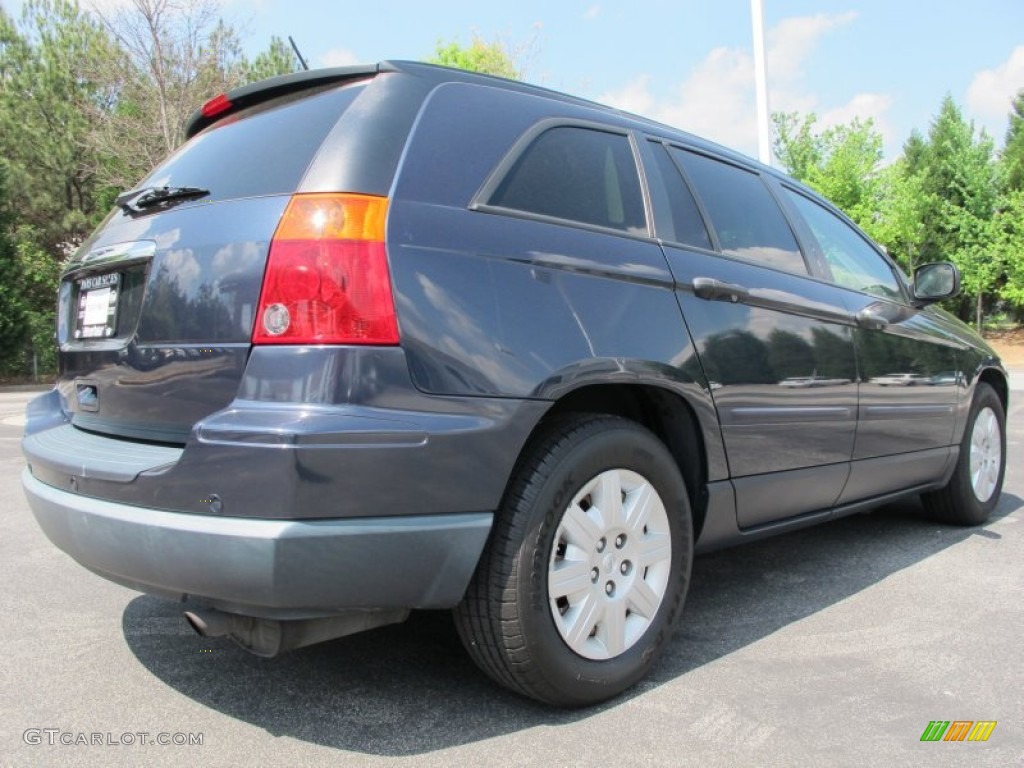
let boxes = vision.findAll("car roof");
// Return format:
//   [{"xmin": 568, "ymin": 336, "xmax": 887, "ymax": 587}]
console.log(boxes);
[{"xmin": 186, "ymin": 60, "xmax": 777, "ymax": 178}]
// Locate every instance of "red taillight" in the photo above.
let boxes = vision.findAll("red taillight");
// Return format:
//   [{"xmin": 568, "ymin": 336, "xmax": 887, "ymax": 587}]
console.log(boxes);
[
  {"xmin": 201, "ymin": 93, "xmax": 233, "ymax": 119},
  {"xmin": 253, "ymin": 194, "xmax": 399, "ymax": 345}
]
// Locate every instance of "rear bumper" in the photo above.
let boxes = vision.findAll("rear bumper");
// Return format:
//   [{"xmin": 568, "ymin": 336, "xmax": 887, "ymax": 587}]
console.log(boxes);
[
  {"xmin": 21, "ymin": 347, "xmax": 549, "ymax": 617},
  {"xmin": 23, "ymin": 468, "xmax": 491, "ymax": 618},
  {"xmin": 28, "ymin": 348, "xmax": 547, "ymax": 523}
]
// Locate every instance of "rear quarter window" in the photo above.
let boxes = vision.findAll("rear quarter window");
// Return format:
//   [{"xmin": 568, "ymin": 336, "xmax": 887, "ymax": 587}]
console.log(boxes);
[
  {"xmin": 138, "ymin": 82, "xmax": 367, "ymax": 202},
  {"xmin": 646, "ymin": 141, "xmax": 713, "ymax": 250},
  {"xmin": 485, "ymin": 126, "xmax": 647, "ymax": 235}
]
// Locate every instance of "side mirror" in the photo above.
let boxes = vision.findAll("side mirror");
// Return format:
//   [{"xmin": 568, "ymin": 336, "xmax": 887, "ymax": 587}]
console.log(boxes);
[{"xmin": 912, "ymin": 262, "xmax": 960, "ymax": 305}]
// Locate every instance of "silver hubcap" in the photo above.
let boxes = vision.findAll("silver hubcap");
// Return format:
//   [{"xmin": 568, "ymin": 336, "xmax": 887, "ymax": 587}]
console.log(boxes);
[
  {"xmin": 547, "ymin": 468, "xmax": 672, "ymax": 660},
  {"xmin": 969, "ymin": 406, "xmax": 1001, "ymax": 503}
]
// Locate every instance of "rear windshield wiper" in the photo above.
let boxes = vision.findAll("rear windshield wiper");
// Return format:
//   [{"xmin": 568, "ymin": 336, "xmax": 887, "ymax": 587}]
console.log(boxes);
[{"xmin": 116, "ymin": 186, "xmax": 210, "ymax": 213}]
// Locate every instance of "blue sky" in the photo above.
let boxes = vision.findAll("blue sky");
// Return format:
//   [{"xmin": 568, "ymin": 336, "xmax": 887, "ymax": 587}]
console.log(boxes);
[{"xmin": 9, "ymin": 0, "xmax": 1024, "ymax": 162}]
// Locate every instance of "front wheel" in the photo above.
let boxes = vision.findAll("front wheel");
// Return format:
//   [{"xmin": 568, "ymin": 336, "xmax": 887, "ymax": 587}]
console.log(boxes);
[
  {"xmin": 922, "ymin": 382, "xmax": 1006, "ymax": 525},
  {"xmin": 454, "ymin": 414, "xmax": 692, "ymax": 707}
]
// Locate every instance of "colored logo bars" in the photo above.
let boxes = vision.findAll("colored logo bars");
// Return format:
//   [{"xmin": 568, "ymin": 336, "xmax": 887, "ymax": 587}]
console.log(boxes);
[{"xmin": 920, "ymin": 721, "xmax": 997, "ymax": 742}]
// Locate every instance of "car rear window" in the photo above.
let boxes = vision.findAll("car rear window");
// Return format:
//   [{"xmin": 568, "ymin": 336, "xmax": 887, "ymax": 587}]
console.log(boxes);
[{"xmin": 137, "ymin": 81, "xmax": 368, "ymax": 202}]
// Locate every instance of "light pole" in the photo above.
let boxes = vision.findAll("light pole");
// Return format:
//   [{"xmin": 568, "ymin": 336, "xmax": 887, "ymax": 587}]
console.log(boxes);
[{"xmin": 751, "ymin": 0, "xmax": 772, "ymax": 165}]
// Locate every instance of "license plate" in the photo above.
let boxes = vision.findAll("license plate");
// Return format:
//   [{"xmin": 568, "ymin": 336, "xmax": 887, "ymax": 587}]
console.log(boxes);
[{"xmin": 75, "ymin": 273, "xmax": 121, "ymax": 339}]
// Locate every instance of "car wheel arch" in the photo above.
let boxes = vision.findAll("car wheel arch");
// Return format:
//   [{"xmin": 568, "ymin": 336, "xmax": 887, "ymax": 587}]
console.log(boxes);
[
  {"xmin": 948, "ymin": 364, "xmax": 1009, "ymax": 446},
  {"xmin": 976, "ymin": 367, "xmax": 1009, "ymax": 411},
  {"xmin": 518, "ymin": 382, "xmax": 713, "ymax": 541}
]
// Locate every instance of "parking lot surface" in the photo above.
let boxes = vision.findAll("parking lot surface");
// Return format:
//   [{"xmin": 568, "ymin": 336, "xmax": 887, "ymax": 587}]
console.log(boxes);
[{"xmin": 1, "ymin": 378, "xmax": 1021, "ymax": 767}]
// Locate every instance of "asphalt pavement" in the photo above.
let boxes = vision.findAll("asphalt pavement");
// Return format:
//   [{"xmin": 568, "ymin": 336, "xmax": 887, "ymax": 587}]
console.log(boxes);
[{"xmin": 1, "ymin": 377, "xmax": 1022, "ymax": 767}]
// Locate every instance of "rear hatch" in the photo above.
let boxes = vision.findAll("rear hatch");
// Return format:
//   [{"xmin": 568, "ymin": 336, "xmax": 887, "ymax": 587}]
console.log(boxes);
[{"xmin": 58, "ymin": 76, "xmax": 372, "ymax": 443}]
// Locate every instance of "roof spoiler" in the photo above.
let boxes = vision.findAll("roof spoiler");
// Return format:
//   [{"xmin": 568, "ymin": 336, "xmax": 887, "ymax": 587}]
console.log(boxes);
[{"xmin": 184, "ymin": 63, "xmax": 388, "ymax": 138}]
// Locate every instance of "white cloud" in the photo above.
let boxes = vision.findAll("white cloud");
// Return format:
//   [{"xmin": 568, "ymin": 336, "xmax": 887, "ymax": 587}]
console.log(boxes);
[
  {"xmin": 766, "ymin": 12, "xmax": 857, "ymax": 81},
  {"xmin": 583, "ymin": 5, "xmax": 601, "ymax": 21},
  {"xmin": 319, "ymin": 47, "xmax": 360, "ymax": 68},
  {"xmin": 822, "ymin": 92, "xmax": 894, "ymax": 136},
  {"xmin": 599, "ymin": 74, "xmax": 654, "ymax": 115},
  {"xmin": 598, "ymin": 12, "xmax": 893, "ymax": 159},
  {"xmin": 656, "ymin": 46, "xmax": 761, "ymax": 151},
  {"xmin": 601, "ymin": 46, "xmax": 756, "ymax": 150},
  {"xmin": 967, "ymin": 46, "xmax": 1024, "ymax": 120}
]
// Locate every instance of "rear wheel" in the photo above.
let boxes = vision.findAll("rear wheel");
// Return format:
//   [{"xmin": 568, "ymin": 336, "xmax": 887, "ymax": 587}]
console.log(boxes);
[
  {"xmin": 922, "ymin": 382, "xmax": 1006, "ymax": 525},
  {"xmin": 454, "ymin": 414, "xmax": 692, "ymax": 707}
]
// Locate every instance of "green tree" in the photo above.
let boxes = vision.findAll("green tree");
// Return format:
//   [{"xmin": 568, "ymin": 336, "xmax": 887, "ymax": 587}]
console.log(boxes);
[
  {"xmin": 241, "ymin": 35, "xmax": 297, "ymax": 83},
  {"xmin": 0, "ymin": 0, "xmax": 119, "ymax": 375},
  {"xmin": 902, "ymin": 128, "xmax": 928, "ymax": 177},
  {"xmin": 0, "ymin": 1, "xmax": 314, "ymax": 376},
  {"xmin": 428, "ymin": 35, "xmax": 520, "ymax": 79},
  {"xmin": 0, "ymin": 0, "xmax": 119, "ymax": 247},
  {"xmin": 772, "ymin": 112, "xmax": 883, "ymax": 229},
  {"xmin": 912, "ymin": 96, "xmax": 998, "ymax": 327},
  {"xmin": 1003, "ymin": 89, "xmax": 1024, "ymax": 192},
  {"xmin": 12, "ymin": 222, "xmax": 63, "ymax": 375},
  {"xmin": 772, "ymin": 113, "xmax": 821, "ymax": 183},
  {"xmin": 772, "ymin": 100, "xmax": 1005, "ymax": 326},
  {"xmin": 772, "ymin": 111, "xmax": 923, "ymax": 266},
  {"xmin": 998, "ymin": 93, "xmax": 1024, "ymax": 315},
  {"xmin": 0, "ymin": 161, "xmax": 28, "ymax": 374},
  {"xmin": 915, "ymin": 97, "xmax": 996, "ymax": 219},
  {"xmin": 992, "ymin": 189, "xmax": 1024, "ymax": 311}
]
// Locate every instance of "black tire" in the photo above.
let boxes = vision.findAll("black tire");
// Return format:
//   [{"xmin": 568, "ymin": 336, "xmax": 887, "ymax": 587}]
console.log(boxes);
[
  {"xmin": 454, "ymin": 414, "xmax": 693, "ymax": 707},
  {"xmin": 921, "ymin": 382, "xmax": 1006, "ymax": 525}
]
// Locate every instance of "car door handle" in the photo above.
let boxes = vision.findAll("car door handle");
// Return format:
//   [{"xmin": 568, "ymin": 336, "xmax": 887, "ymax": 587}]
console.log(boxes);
[
  {"xmin": 692, "ymin": 277, "xmax": 750, "ymax": 303},
  {"xmin": 855, "ymin": 306, "xmax": 889, "ymax": 330}
]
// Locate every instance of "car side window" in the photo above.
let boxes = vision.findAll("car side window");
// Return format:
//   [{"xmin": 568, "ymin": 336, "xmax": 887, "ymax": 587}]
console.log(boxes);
[
  {"xmin": 671, "ymin": 148, "xmax": 807, "ymax": 275},
  {"xmin": 487, "ymin": 126, "xmax": 646, "ymax": 234},
  {"xmin": 784, "ymin": 189, "xmax": 902, "ymax": 300},
  {"xmin": 646, "ymin": 141, "xmax": 713, "ymax": 250}
]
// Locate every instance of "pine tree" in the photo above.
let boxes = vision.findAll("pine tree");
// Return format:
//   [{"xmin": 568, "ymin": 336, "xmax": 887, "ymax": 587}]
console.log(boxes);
[
  {"xmin": 241, "ymin": 36, "xmax": 298, "ymax": 83},
  {"xmin": 0, "ymin": 161, "xmax": 28, "ymax": 373},
  {"xmin": 914, "ymin": 96, "xmax": 998, "ymax": 326},
  {"xmin": 1004, "ymin": 89, "xmax": 1024, "ymax": 192}
]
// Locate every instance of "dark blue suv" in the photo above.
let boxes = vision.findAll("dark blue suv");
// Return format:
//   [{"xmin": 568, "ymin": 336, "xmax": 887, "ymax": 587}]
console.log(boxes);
[{"xmin": 21, "ymin": 61, "xmax": 1008, "ymax": 706}]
